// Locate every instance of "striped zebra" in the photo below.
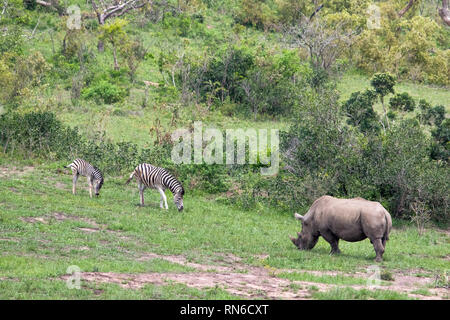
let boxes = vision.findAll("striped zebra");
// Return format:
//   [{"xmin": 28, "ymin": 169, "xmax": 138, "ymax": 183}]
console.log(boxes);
[
  {"xmin": 65, "ymin": 159, "xmax": 104, "ymax": 198},
  {"xmin": 125, "ymin": 163, "xmax": 184, "ymax": 211}
]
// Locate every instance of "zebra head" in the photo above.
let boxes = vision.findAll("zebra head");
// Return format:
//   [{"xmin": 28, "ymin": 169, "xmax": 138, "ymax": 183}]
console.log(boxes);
[
  {"xmin": 174, "ymin": 188, "xmax": 184, "ymax": 212},
  {"xmin": 94, "ymin": 177, "xmax": 104, "ymax": 197}
]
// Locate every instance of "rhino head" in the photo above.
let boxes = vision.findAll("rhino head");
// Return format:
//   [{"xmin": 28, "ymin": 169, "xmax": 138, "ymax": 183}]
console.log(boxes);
[{"xmin": 290, "ymin": 213, "xmax": 319, "ymax": 250}]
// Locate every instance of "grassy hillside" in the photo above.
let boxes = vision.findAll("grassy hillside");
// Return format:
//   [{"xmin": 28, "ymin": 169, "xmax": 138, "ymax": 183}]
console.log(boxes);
[
  {"xmin": 0, "ymin": 162, "xmax": 448, "ymax": 299},
  {"xmin": 0, "ymin": 0, "xmax": 449, "ymax": 300}
]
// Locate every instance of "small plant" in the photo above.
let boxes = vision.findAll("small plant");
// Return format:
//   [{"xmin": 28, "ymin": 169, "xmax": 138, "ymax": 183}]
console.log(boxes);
[
  {"xmin": 434, "ymin": 272, "xmax": 449, "ymax": 289},
  {"xmin": 380, "ymin": 270, "xmax": 394, "ymax": 282},
  {"xmin": 410, "ymin": 200, "xmax": 431, "ymax": 236}
]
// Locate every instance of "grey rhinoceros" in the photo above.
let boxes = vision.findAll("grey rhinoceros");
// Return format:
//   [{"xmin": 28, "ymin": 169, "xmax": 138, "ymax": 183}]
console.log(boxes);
[{"xmin": 290, "ymin": 196, "xmax": 392, "ymax": 262}]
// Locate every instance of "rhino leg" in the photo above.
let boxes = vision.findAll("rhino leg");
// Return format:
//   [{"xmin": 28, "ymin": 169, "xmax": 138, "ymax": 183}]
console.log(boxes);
[
  {"xmin": 382, "ymin": 236, "xmax": 387, "ymax": 248},
  {"xmin": 372, "ymin": 238, "xmax": 385, "ymax": 262},
  {"xmin": 321, "ymin": 231, "xmax": 341, "ymax": 255}
]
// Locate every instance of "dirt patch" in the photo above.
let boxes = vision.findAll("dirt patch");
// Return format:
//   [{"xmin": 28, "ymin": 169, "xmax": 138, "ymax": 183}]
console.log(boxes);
[
  {"xmin": 78, "ymin": 227, "xmax": 100, "ymax": 233},
  {"xmin": 20, "ymin": 212, "xmax": 104, "ymax": 228},
  {"xmin": 54, "ymin": 182, "xmax": 68, "ymax": 190},
  {"xmin": 20, "ymin": 217, "xmax": 48, "ymax": 224},
  {"xmin": 0, "ymin": 237, "xmax": 20, "ymax": 243},
  {"xmin": 83, "ymin": 252, "xmax": 446, "ymax": 300},
  {"xmin": 0, "ymin": 166, "xmax": 35, "ymax": 178},
  {"xmin": 61, "ymin": 271, "xmax": 311, "ymax": 299}
]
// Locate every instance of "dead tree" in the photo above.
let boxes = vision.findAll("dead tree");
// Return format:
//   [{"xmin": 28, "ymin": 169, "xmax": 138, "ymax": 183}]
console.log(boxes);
[
  {"xmin": 283, "ymin": 16, "xmax": 358, "ymax": 72},
  {"xmin": 36, "ymin": 0, "xmax": 65, "ymax": 16},
  {"xmin": 90, "ymin": 0, "xmax": 152, "ymax": 51}
]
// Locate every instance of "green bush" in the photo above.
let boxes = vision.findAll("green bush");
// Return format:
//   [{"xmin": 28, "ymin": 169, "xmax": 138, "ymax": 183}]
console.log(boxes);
[
  {"xmin": 81, "ymin": 80, "xmax": 128, "ymax": 104},
  {"xmin": 342, "ymin": 90, "xmax": 380, "ymax": 133},
  {"xmin": 389, "ymin": 92, "xmax": 415, "ymax": 112}
]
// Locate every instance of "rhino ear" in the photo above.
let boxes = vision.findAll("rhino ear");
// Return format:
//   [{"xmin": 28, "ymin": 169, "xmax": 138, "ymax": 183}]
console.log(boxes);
[{"xmin": 294, "ymin": 213, "xmax": 304, "ymax": 221}]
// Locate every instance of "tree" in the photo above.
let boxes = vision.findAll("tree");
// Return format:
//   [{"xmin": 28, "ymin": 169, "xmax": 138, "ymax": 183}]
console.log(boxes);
[
  {"xmin": 342, "ymin": 89, "xmax": 380, "ymax": 133},
  {"xmin": 119, "ymin": 37, "xmax": 149, "ymax": 81},
  {"xmin": 90, "ymin": 0, "xmax": 151, "ymax": 51},
  {"xmin": 397, "ymin": 0, "xmax": 450, "ymax": 25},
  {"xmin": 283, "ymin": 16, "xmax": 357, "ymax": 72},
  {"xmin": 370, "ymin": 73, "xmax": 396, "ymax": 129},
  {"xmin": 99, "ymin": 18, "xmax": 128, "ymax": 71},
  {"xmin": 35, "ymin": 0, "xmax": 65, "ymax": 16}
]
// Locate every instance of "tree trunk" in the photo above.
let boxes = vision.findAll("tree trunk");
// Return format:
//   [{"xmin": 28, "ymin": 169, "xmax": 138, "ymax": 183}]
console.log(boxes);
[
  {"xmin": 439, "ymin": 0, "xmax": 450, "ymax": 26},
  {"xmin": 98, "ymin": 40, "xmax": 104, "ymax": 52},
  {"xmin": 112, "ymin": 46, "xmax": 119, "ymax": 70}
]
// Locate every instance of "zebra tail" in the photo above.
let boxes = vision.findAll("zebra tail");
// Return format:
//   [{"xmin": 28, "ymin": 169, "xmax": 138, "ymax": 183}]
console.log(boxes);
[{"xmin": 125, "ymin": 171, "xmax": 135, "ymax": 185}]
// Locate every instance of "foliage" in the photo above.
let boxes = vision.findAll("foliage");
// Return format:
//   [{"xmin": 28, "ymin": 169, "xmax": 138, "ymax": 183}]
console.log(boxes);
[
  {"xmin": 370, "ymin": 73, "xmax": 396, "ymax": 99},
  {"xmin": 355, "ymin": 5, "xmax": 450, "ymax": 85},
  {"xmin": 81, "ymin": 80, "xmax": 128, "ymax": 104},
  {"xmin": 342, "ymin": 89, "xmax": 380, "ymax": 133},
  {"xmin": 389, "ymin": 92, "xmax": 415, "ymax": 112},
  {"xmin": 234, "ymin": 0, "xmax": 278, "ymax": 31}
]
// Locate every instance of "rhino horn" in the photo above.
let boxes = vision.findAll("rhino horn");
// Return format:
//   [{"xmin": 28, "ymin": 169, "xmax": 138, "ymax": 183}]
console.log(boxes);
[
  {"xmin": 294, "ymin": 213, "xmax": 304, "ymax": 221},
  {"xmin": 289, "ymin": 235, "xmax": 296, "ymax": 244},
  {"xmin": 297, "ymin": 232, "xmax": 301, "ymax": 236}
]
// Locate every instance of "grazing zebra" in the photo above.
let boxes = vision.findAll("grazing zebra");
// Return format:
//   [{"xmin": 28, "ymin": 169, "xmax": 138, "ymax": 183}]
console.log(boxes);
[
  {"xmin": 125, "ymin": 163, "xmax": 184, "ymax": 211},
  {"xmin": 65, "ymin": 159, "xmax": 104, "ymax": 198}
]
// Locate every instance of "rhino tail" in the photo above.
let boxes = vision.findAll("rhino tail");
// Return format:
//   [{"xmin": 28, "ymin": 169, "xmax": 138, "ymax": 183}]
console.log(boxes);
[{"xmin": 384, "ymin": 211, "xmax": 392, "ymax": 241}]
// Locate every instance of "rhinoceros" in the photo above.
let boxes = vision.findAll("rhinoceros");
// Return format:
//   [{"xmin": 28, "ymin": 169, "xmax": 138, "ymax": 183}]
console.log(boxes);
[{"xmin": 290, "ymin": 196, "xmax": 392, "ymax": 262}]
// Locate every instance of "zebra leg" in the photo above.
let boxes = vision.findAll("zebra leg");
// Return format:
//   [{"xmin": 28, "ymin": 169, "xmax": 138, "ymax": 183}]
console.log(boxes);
[
  {"xmin": 88, "ymin": 176, "xmax": 93, "ymax": 198},
  {"xmin": 138, "ymin": 181, "xmax": 145, "ymax": 206},
  {"xmin": 72, "ymin": 173, "xmax": 79, "ymax": 195},
  {"xmin": 157, "ymin": 188, "xmax": 168, "ymax": 209}
]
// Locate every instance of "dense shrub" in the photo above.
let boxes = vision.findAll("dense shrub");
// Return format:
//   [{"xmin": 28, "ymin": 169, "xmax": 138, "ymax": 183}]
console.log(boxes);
[
  {"xmin": 81, "ymin": 80, "xmax": 128, "ymax": 104},
  {"xmin": 266, "ymin": 89, "xmax": 449, "ymax": 222},
  {"xmin": 389, "ymin": 92, "xmax": 415, "ymax": 112},
  {"xmin": 342, "ymin": 90, "xmax": 380, "ymax": 133},
  {"xmin": 180, "ymin": 46, "xmax": 310, "ymax": 117},
  {"xmin": 0, "ymin": 111, "xmax": 83, "ymax": 158}
]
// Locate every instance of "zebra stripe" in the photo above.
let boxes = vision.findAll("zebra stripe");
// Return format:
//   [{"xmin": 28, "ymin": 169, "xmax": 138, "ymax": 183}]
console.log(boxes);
[
  {"xmin": 125, "ymin": 163, "xmax": 184, "ymax": 211},
  {"xmin": 66, "ymin": 158, "xmax": 104, "ymax": 197}
]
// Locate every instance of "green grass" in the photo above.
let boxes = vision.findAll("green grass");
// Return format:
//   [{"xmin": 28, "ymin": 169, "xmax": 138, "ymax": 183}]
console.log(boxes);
[
  {"xmin": 410, "ymin": 288, "xmax": 433, "ymax": 297},
  {"xmin": 0, "ymin": 279, "xmax": 239, "ymax": 300},
  {"xmin": 277, "ymin": 271, "xmax": 369, "ymax": 286},
  {"xmin": 311, "ymin": 287, "xmax": 413, "ymax": 300},
  {"xmin": 0, "ymin": 163, "xmax": 448, "ymax": 299}
]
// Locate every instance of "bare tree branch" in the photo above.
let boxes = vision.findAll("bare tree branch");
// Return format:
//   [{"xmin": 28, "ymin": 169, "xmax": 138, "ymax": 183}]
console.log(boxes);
[
  {"xmin": 36, "ymin": 0, "xmax": 65, "ymax": 16},
  {"xmin": 398, "ymin": 0, "xmax": 416, "ymax": 17},
  {"xmin": 309, "ymin": 3, "xmax": 323, "ymax": 21},
  {"xmin": 283, "ymin": 16, "xmax": 358, "ymax": 71},
  {"xmin": 91, "ymin": 0, "xmax": 152, "ymax": 25}
]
